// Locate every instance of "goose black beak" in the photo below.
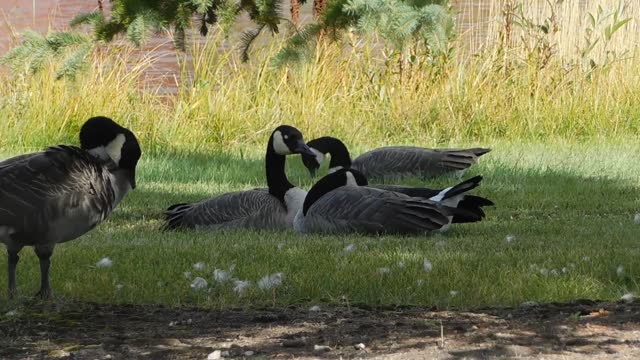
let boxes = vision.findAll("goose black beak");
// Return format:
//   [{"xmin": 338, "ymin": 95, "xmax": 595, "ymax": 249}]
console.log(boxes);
[{"xmin": 293, "ymin": 142, "xmax": 316, "ymax": 157}]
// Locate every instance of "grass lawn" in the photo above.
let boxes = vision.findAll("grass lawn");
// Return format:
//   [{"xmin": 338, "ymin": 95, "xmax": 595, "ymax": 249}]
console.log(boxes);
[{"xmin": 1, "ymin": 139, "xmax": 639, "ymax": 311}]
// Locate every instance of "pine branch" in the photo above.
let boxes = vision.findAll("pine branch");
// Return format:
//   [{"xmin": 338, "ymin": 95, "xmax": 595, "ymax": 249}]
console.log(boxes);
[
  {"xmin": 127, "ymin": 14, "xmax": 150, "ymax": 46},
  {"xmin": 240, "ymin": 25, "xmax": 266, "ymax": 62},
  {"xmin": 191, "ymin": 0, "xmax": 215, "ymax": 13},
  {"xmin": 1, "ymin": 30, "xmax": 93, "ymax": 78},
  {"xmin": 70, "ymin": 11, "xmax": 105, "ymax": 28},
  {"xmin": 272, "ymin": 23, "xmax": 322, "ymax": 66},
  {"xmin": 56, "ymin": 42, "xmax": 94, "ymax": 79}
]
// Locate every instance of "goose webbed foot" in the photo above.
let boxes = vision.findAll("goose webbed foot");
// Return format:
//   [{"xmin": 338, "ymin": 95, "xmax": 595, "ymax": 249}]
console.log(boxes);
[{"xmin": 34, "ymin": 287, "xmax": 52, "ymax": 300}]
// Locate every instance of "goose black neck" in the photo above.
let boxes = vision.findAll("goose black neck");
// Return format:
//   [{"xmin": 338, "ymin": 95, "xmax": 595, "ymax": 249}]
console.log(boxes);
[
  {"xmin": 266, "ymin": 137, "xmax": 294, "ymax": 202},
  {"xmin": 311, "ymin": 137, "xmax": 352, "ymax": 169},
  {"xmin": 302, "ymin": 171, "xmax": 342, "ymax": 216}
]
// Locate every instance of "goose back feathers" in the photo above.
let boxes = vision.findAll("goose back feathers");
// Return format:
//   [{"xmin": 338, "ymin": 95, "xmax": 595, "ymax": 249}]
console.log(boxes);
[
  {"xmin": 302, "ymin": 136, "xmax": 491, "ymax": 179},
  {"xmin": 0, "ymin": 146, "xmax": 118, "ymax": 247}
]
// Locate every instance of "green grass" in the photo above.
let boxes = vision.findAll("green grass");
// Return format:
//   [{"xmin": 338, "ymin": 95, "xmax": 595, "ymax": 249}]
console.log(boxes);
[{"xmin": 1, "ymin": 139, "xmax": 639, "ymax": 310}]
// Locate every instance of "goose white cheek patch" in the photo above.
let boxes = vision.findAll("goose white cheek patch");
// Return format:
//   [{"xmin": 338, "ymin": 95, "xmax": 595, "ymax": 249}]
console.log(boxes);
[
  {"xmin": 105, "ymin": 133, "xmax": 126, "ymax": 166},
  {"xmin": 272, "ymin": 131, "xmax": 291, "ymax": 155}
]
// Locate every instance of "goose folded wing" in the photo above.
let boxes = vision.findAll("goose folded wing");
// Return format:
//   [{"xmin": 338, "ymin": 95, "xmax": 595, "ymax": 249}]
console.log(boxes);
[
  {"xmin": 306, "ymin": 187, "xmax": 451, "ymax": 235},
  {"xmin": 168, "ymin": 189, "xmax": 285, "ymax": 229},
  {"xmin": 362, "ymin": 147, "xmax": 457, "ymax": 176},
  {"xmin": 0, "ymin": 147, "xmax": 112, "ymax": 229},
  {"xmin": 369, "ymin": 184, "xmax": 441, "ymax": 198}
]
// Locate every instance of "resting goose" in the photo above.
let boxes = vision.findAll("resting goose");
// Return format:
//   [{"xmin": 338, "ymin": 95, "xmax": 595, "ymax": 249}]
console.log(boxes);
[
  {"xmin": 301, "ymin": 137, "xmax": 493, "ymax": 223},
  {"xmin": 162, "ymin": 125, "xmax": 315, "ymax": 231},
  {"xmin": 293, "ymin": 169, "xmax": 481, "ymax": 235},
  {"xmin": 0, "ymin": 116, "xmax": 141, "ymax": 298},
  {"xmin": 303, "ymin": 136, "xmax": 491, "ymax": 179}
]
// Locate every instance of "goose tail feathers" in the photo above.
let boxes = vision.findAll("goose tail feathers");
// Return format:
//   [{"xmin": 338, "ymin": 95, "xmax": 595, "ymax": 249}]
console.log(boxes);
[{"xmin": 162, "ymin": 203, "xmax": 194, "ymax": 231}]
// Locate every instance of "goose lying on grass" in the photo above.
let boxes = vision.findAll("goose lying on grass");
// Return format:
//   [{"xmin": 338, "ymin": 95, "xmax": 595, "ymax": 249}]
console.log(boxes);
[
  {"xmin": 303, "ymin": 136, "xmax": 491, "ymax": 180},
  {"xmin": 301, "ymin": 137, "xmax": 494, "ymax": 223},
  {"xmin": 162, "ymin": 125, "xmax": 315, "ymax": 231},
  {"xmin": 293, "ymin": 169, "xmax": 485, "ymax": 235},
  {"xmin": 0, "ymin": 116, "xmax": 141, "ymax": 298}
]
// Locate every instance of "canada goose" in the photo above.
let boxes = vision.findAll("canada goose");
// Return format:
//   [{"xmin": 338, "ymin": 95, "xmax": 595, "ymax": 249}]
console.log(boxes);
[
  {"xmin": 0, "ymin": 116, "xmax": 141, "ymax": 298},
  {"xmin": 302, "ymin": 136, "xmax": 491, "ymax": 179},
  {"xmin": 293, "ymin": 169, "xmax": 481, "ymax": 235},
  {"xmin": 301, "ymin": 137, "xmax": 493, "ymax": 223},
  {"xmin": 162, "ymin": 125, "xmax": 315, "ymax": 231}
]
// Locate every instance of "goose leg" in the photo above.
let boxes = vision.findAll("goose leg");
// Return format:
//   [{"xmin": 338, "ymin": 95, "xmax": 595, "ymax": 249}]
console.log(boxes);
[
  {"xmin": 34, "ymin": 247, "xmax": 53, "ymax": 299},
  {"xmin": 7, "ymin": 247, "xmax": 21, "ymax": 298}
]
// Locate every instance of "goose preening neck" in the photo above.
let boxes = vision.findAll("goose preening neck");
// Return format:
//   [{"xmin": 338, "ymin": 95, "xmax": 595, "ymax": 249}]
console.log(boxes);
[{"xmin": 80, "ymin": 116, "xmax": 142, "ymax": 189}]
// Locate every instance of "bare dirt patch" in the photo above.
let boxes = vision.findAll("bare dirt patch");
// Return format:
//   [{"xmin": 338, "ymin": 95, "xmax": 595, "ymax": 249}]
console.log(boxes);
[{"xmin": 1, "ymin": 300, "xmax": 640, "ymax": 359}]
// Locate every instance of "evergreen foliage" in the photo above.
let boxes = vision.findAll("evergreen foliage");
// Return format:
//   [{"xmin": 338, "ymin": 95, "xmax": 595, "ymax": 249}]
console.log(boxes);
[
  {"xmin": 274, "ymin": 0, "xmax": 455, "ymax": 66},
  {"xmin": 1, "ymin": 0, "xmax": 455, "ymax": 78},
  {"xmin": 0, "ymin": 31, "xmax": 93, "ymax": 79}
]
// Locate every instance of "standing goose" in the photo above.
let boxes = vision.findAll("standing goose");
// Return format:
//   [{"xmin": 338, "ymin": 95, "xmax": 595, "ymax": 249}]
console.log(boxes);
[
  {"xmin": 303, "ymin": 136, "xmax": 491, "ymax": 180},
  {"xmin": 293, "ymin": 169, "xmax": 480, "ymax": 235},
  {"xmin": 0, "ymin": 116, "xmax": 141, "ymax": 298},
  {"xmin": 302, "ymin": 137, "xmax": 494, "ymax": 223},
  {"xmin": 162, "ymin": 125, "xmax": 315, "ymax": 231}
]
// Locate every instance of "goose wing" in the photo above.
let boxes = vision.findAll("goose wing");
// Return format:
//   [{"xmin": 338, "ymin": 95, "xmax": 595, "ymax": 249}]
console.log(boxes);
[
  {"xmin": 303, "ymin": 186, "xmax": 451, "ymax": 235},
  {"xmin": 353, "ymin": 146, "xmax": 489, "ymax": 178},
  {"xmin": 372, "ymin": 177, "xmax": 494, "ymax": 223},
  {"xmin": 0, "ymin": 146, "xmax": 115, "ymax": 242},
  {"xmin": 370, "ymin": 184, "xmax": 440, "ymax": 198},
  {"xmin": 163, "ymin": 189, "xmax": 288, "ymax": 231}
]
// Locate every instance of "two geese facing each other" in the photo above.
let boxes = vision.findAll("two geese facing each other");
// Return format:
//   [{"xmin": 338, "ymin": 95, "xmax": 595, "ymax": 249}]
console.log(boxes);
[
  {"xmin": 163, "ymin": 125, "xmax": 494, "ymax": 234},
  {"xmin": 0, "ymin": 117, "xmax": 492, "ymax": 298}
]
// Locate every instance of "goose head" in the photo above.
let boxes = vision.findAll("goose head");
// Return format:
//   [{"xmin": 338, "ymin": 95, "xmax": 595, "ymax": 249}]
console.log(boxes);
[
  {"xmin": 80, "ymin": 116, "xmax": 142, "ymax": 189},
  {"xmin": 269, "ymin": 125, "xmax": 315, "ymax": 157},
  {"xmin": 300, "ymin": 136, "xmax": 352, "ymax": 177},
  {"xmin": 301, "ymin": 168, "xmax": 368, "ymax": 216}
]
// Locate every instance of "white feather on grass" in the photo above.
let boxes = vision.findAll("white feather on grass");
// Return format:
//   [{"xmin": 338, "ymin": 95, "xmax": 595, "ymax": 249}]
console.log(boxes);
[
  {"xmin": 190, "ymin": 277, "xmax": 208, "ymax": 290},
  {"xmin": 96, "ymin": 257, "xmax": 113, "ymax": 268},
  {"xmin": 258, "ymin": 272, "xmax": 284, "ymax": 290}
]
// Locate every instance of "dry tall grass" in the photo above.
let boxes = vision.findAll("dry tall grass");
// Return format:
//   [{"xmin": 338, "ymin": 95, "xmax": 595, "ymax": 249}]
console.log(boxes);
[
  {"xmin": 457, "ymin": 0, "xmax": 639, "ymax": 60},
  {"xmin": 0, "ymin": 0, "xmax": 639, "ymax": 153}
]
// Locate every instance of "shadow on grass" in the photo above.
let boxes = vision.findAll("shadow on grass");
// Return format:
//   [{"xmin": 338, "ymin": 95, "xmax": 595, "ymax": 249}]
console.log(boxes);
[
  {"xmin": 1, "ymin": 300, "xmax": 639, "ymax": 359},
  {"xmin": 127, "ymin": 152, "xmax": 639, "ymax": 229}
]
